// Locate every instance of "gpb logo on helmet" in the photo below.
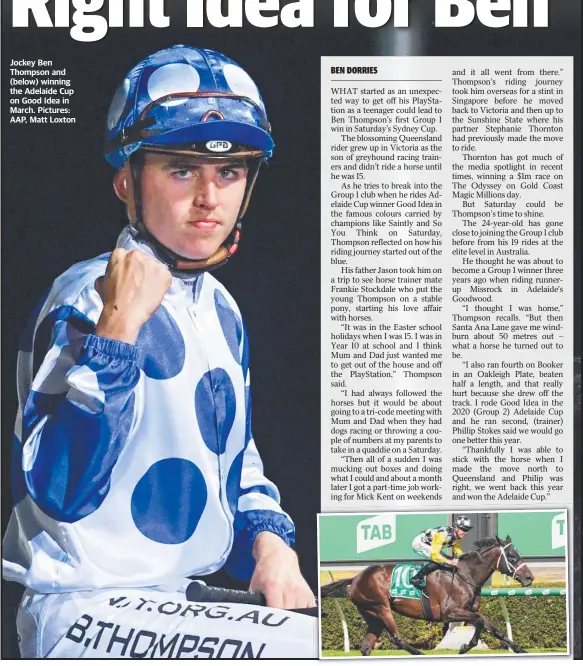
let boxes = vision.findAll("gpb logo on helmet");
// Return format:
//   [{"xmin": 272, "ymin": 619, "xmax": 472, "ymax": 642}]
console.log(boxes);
[
  {"xmin": 551, "ymin": 512, "xmax": 566, "ymax": 550},
  {"xmin": 356, "ymin": 514, "xmax": 396, "ymax": 554},
  {"xmin": 206, "ymin": 140, "xmax": 232, "ymax": 153}
]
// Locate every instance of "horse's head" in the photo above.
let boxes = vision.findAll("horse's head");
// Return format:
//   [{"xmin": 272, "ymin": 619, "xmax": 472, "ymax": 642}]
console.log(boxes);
[{"xmin": 495, "ymin": 535, "xmax": 534, "ymax": 587}]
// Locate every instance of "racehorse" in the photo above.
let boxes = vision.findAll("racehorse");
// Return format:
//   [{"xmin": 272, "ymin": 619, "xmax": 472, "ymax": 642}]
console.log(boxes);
[{"xmin": 320, "ymin": 535, "xmax": 534, "ymax": 656}]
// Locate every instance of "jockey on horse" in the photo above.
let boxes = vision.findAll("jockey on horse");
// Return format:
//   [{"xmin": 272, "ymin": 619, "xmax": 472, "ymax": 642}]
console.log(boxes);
[
  {"xmin": 410, "ymin": 515, "xmax": 473, "ymax": 590},
  {"xmin": 320, "ymin": 533, "xmax": 535, "ymax": 656}
]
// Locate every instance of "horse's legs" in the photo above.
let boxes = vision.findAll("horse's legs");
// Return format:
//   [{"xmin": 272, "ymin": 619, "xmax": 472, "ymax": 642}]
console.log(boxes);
[
  {"xmin": 445, "ymin": 608, "xmax": 485, "ymax": 654},
  {"xmin": 359, "ymin": 614, "xmax": 384, "ymax": 657},
  {"xmin": 480, "ymin": 614, "xmax": 527, "ymax": 653},
  {"xmin": 377, "ymin": 607, "xmax": 424, "ymax": 656},
  {"xmin": 461, "ymin": 616, "xmax": 484, "ymax": 654},
  {"xmin": 446, "ymin": 608, "xmax": 528, "ymax": 655}
]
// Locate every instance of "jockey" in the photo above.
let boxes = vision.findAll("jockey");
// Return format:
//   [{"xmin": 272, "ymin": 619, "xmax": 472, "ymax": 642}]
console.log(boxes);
[
  {"xmin": 3, "ymin": 45, "xmax": 317, "ymax": 659},
  {"xmin": 410, "ymin": 516, "xmax": 473, "ymax": 590}
]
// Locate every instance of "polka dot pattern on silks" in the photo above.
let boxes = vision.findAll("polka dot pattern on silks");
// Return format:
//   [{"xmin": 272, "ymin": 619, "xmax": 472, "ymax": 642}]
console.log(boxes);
[
  {"xmin": 131, "ymin": 458, "xmax": 207, "ymax": 544},
  {"xmin": 226, "ymin": 450, "xmax": 244, "ymax": 516},
  {"xmin": 195, "ymin": 369, "xmax": 236, "ymax": 455},
  {"xmin": 32, "ymin": 305, "xmax": 95, "ymax": 378},
  {"xmin": 23, "ymin": 391, "xmax": 69, "ymax": 450},
  {"xmin": 135, "ymin": 305, "xmax": 185, "ymax": 380},
  {"xmin": 214, "ymin": 290, "xmax": 242, "ymax": 364}
]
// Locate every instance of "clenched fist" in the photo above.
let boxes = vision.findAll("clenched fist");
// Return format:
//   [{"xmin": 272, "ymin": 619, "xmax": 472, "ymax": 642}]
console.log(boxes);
[{"xmin": 95, "ymin": 249, "xmax": 172, "ymax": 344}]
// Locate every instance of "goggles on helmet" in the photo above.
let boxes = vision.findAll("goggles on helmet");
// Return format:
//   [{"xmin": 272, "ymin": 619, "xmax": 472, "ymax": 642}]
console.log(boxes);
[{"xmin": 106, "ymin": 92, "xmax": 273, "ymax": 162}]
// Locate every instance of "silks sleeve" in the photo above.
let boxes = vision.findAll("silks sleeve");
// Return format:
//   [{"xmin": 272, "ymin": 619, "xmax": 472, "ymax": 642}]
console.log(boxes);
[{"xmin": 430, "ymin": 532, "xmax": 449, "ymax": 563}]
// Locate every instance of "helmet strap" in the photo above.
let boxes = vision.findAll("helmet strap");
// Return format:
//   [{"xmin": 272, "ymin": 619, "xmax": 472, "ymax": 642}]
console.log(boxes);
[
  {"xmin": 124, "ymin": 155, "xmax": 140, "ymax": 226},
  {"xmin": 124, "ymin": 153, "xmax": 263, "ymax": 275}
]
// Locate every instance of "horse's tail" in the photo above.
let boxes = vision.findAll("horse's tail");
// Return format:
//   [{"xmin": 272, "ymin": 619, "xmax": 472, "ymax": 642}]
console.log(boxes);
[{"xmin": 320, "ymin": 577, "xmax": 354, "ymax": 598}]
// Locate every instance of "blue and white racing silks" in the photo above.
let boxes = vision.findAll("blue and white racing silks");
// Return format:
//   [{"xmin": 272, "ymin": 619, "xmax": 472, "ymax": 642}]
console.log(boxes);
[{"xmin": 3, "ymin": 227, "xmax": 295, "ymax": 593}]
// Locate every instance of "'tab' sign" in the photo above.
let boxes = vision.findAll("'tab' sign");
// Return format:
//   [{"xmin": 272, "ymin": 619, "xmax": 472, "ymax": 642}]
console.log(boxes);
[
  {"xmin": 552, "ymin": 513, "xmax": 566, "ymax": 550},
  {"xmin": 319, "ymin": 513, "xmax": 448, "ymax": 561},
  {"xmin": 357, "ymin": 514, "xmax": 396, "ymax": 553}
]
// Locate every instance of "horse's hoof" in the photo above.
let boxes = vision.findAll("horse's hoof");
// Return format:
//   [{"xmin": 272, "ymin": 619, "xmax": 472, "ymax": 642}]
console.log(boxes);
[{"xmin": 459, "ymin": 643, "xmax": 471, "ymax": 655}]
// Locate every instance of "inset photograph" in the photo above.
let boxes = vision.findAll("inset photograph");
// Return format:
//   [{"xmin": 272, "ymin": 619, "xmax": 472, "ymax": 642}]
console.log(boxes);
[{"xmin": 318, "ymin": 510, "xmax": 568, "ymax": 657}]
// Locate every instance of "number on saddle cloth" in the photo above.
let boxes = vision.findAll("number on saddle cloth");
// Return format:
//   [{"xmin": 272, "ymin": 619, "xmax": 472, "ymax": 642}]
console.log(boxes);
[{"xmin": 389, "ymin": 563, "xmax": 423, "ymax": 599}]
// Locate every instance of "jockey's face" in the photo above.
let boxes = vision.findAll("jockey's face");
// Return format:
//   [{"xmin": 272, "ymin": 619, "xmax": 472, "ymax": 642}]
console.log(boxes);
[
  {"xmin": 455, "ymin": 527, "xmax": 469, "ymax": 539},
  {"xmin": 115, "ymin": 153, "xmax": 248, "ymax": 260}
]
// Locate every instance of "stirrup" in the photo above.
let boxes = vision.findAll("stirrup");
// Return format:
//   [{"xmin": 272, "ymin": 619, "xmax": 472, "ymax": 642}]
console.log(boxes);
[{"xmin": 411, "ymin": 576, "xmax": 425, "ymax": 590}]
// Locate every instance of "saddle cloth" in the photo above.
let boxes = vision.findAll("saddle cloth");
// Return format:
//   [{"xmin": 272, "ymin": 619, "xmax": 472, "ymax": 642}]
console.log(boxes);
[{"xmin": 389, "ymin": 563, "xmax": 422, "ymax": 599}]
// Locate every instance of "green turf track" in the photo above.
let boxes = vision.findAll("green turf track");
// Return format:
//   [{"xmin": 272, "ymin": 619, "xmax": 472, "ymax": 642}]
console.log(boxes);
[{"xmin": 322, "ymin": 648, "xmax": 568, "ymax": 657}]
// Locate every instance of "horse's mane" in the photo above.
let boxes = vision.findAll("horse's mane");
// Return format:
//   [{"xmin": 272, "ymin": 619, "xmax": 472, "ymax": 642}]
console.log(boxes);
[
  {"xmin": 473, "ymin": 537, "xmax": 499, "ymax": 550},
  {"xmin": 459, "ymin": 537, "xmax": 499, "ymax": 560}
]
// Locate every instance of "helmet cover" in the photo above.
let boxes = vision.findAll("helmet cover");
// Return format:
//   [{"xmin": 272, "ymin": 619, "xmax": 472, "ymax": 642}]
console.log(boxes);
[
  {"xmin": 105, "ymin": 45, "xmax": 273, "ymax": 168},
  {"xmin": 453, "ymin": 516, "xmax": 473, "ymax": 532}
]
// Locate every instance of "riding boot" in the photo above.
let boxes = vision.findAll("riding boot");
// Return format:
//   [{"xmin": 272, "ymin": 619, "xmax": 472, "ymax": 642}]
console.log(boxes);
[{"xmin": 411, "ymin": 561, "xmax": 441, "ymax": 590}]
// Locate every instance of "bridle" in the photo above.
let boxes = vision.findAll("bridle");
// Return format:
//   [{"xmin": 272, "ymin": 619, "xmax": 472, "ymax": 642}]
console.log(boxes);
[
  {"xmin": 456, "ymin": 542, "xmax": 525, "ymax": 588},
  {"xmin": 496, "ymin": 542, "xmax": 528, "ymax": 580}
]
